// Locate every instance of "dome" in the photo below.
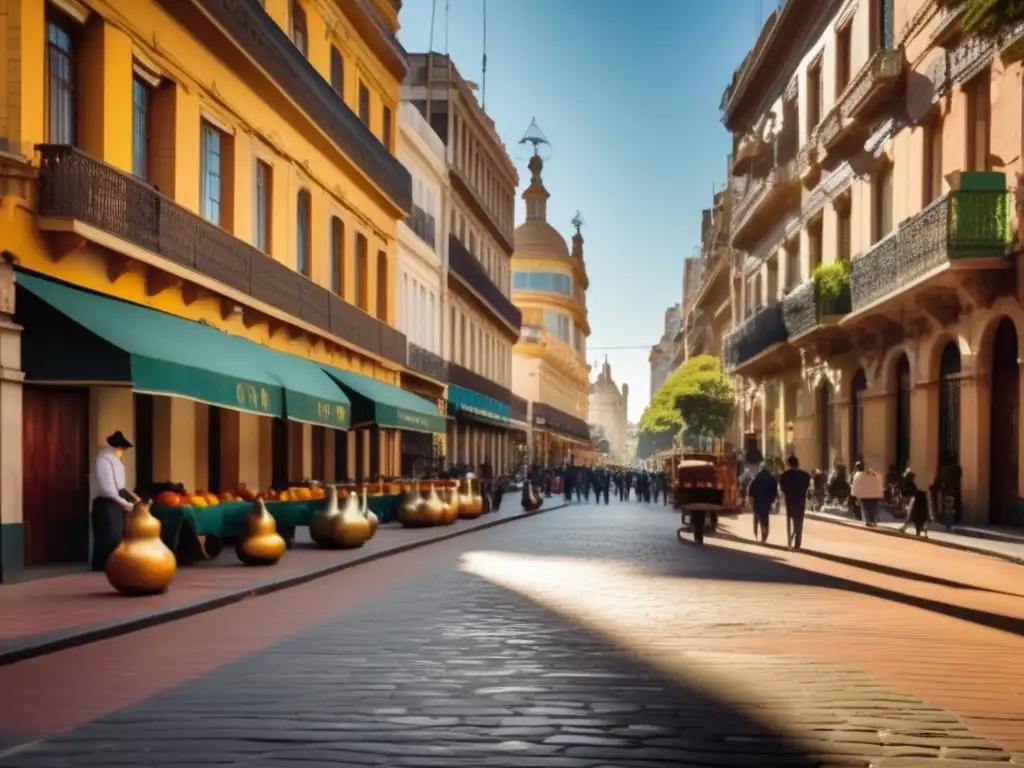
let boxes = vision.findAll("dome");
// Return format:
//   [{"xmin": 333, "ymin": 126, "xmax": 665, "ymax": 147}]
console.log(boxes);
[{"xmin": 514, "ymin": 221, "xmax": 570, "ymax": 258}]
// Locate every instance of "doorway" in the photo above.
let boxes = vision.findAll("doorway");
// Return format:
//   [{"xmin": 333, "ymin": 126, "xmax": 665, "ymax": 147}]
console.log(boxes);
[
  {"xmin": 22, "ymin": 386, "xmax": 90, "ymax": 565},
  {"xmin": 894, "ymin": 355, "xmax": 911, "ymax": 471},
  {"xmin": 816, "ymin": 382, "xmax": 830, "ymax": 471},
  {"xmin": 938, "ymin": 342, "xmax": 962, "ymax": 469},
  {"xmin": 850, "ymin": 369, "xmax": 867, "ymax": 464},
  {"xmin": 989, "ymin": 318, "xmax": 1019, "ymax": 525}
]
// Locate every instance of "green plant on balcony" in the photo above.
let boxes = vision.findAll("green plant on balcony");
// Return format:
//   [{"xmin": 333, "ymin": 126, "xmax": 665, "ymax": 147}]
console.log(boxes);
[
  {"xmin": 963, "ymin": 0, "xmax": 1024, "ymax": 38},
  {"xmin": 812, "ymin": 260, "xmax": 851, "ymax": 316},
  {"xmin": 948, "ymin": 187, "xmax": 1013, "ymax": 257}
]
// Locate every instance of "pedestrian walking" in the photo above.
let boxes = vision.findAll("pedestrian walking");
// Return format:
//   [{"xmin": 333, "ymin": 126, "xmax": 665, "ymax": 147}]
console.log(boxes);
[
  {"xmin": 778, "ymin": 455, "xmax": 811, "ymax": 550},
  {"xmin": 898, "ymin": 470, "xmax": 930, "ymax": 537},
  {"xmin": 851, "ymin": 461, "xmax": 884, "ymax": 526},
  {"xmin": 747, "ymin": 463, "xmax": 778, "ymax": 543}
]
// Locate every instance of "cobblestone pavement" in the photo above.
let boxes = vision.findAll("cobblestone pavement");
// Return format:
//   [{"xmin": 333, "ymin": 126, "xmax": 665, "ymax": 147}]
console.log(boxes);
[{"xmin": 1, "ymin": 499, "xmax": 1023, "ymax": 767}]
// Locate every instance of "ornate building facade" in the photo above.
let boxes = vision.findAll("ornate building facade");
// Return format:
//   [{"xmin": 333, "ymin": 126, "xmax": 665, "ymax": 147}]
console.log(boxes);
[
  {"xmin": 511, "ymin": 141, "xmax": 592, "ymax": 467},
  {"xmin": 589, "ymin": 358, "xmax": 629, "ymax": 464},
  {"xmin": 721, "ymin": 0, "xmax": 1023, "ymax": 525},
  {"xmin": 648, "ymin": 303, "xmax": 682, "ymax": 400}
]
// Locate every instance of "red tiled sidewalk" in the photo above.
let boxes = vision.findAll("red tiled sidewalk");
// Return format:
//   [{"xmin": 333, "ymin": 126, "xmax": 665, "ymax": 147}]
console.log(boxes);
[{"xmin": 0, "ymin": 494, "xmax": 565, "ymax": 666}]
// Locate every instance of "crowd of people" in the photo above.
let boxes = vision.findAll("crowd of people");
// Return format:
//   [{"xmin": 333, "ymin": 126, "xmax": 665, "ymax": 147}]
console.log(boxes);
[{"xmin": 523, "ymin": 464, "xmax": 671, "ymax": 506}]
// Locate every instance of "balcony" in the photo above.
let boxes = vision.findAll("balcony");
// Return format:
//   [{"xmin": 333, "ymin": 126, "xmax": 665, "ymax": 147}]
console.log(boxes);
[
  {"xmin": 447, "ymin": 234, "xmax": 522, "ymax": 330},
  {"xmin": 448, "ymin": 362, "xmax": 511, "ymax": 405},
  {"xmin": 406, "ymin": 341, "xmax": 448, "ymax": 381},
  {"xmin": 404, "ymin": 205, "xmax": 436, "ymax": 249},
  {"xmin": 850, "ymin": 182, "xmax": 1012, "ymax": 314},
  {"xmin": 730, "ymin": 159, "xmax": 800, "ymax": 250},
  {"xmin": 723, "ymin": 304, "xmax": 789, "ymax": 372},
  {"xmin": 165, "ymin": 0, "xmax": 411, "ymax": 212},
  {"xmin": 35, "ymin": 144, "xmax": 407, "ymax": 366},
  {"xmin": 782, "ymin": 275, "xmax": 851, "ymax": 341},
  {"xmin": 519, "ymin": 325, "xmax": 544, "ymax": 344},
  {"xmin": 819, "ymin": 48, "xmax": 905, "ymax": 162}
]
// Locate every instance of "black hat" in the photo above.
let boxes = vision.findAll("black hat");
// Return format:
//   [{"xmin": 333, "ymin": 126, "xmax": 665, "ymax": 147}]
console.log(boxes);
[{"xmin": 106, "ymin": 430, "xmax": 133, "ymax": 449}]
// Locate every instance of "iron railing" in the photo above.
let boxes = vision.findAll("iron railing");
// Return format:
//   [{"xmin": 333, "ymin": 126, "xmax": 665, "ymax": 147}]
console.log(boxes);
[
  {"xmin": 35, "ymin": 144, "xmax": 408, "ymax": 365},
  {"xmin": 850, "ymin": 189, "xmax": 1011, "ymax": 311},
  {"xmin": 722, "ymin": 304, "xmax": 788, "ymax": 370},
  {"xmin": 782, "ymin": 275, "xmax": 851, "ymax": 338},
  {"xmin": 447, "ymin": 234, "xmax": 522, "ymax": 329},
  {"xmin": 405, "ymin": 205, "xmax": 436, "ymax": 249},
  {"xmin": 406, "ymin": 341, "xmax": 448, "ymax": 380},
  {"xmin": 819, "ymin": 48, "xmax": 904, "ymax": 149}
]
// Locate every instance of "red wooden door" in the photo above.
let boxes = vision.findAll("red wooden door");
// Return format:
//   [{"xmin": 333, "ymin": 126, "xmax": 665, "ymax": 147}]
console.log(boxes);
[{"xmin": 22, "ymin": 386, "xmax": 90, "ymax": 565}]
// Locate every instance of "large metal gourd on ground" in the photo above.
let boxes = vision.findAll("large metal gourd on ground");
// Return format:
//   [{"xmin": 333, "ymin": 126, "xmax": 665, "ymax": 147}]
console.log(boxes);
[
  {"xmin": 105, "ymin": 500, "xmax": 177, "ymax": 595},
  {"xmin": 458, "ymin": 477, "xmax": 483, "ymax": 519},
  {"xmin": 236, "ymin": 498, "xmax": 287, "ymax": 565},
  {"xmin": 423, "ymin": 483, "xmax": 446, "ymax": 526},
  {"xmin": 361, "ymin": 485, "xmax": 379, "ymax": 538},
  {"xmin": 399, "ymin": 480, "xmax": 432, "ymax": 527},
  {"xmin": 445, "ymin": 481, "xmax": 461, "ymax": 523},
  {"xmin": 521, "ymin": 480, "xmax": 541, "ymax": 512},
  {"xmin": 334, "ymin": 488, "xmax": 373, "ymax": 548},
  {"xmin": 310, "ymin": 485, "xmax": 344, "ymax": 547}
]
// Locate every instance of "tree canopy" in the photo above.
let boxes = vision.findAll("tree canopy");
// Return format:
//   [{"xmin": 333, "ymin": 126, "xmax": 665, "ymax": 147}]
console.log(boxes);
[
  {"xmin": 637, "ymin": 355, "xmax": 736, "ymax": 458},
  {"xmin": 963, "ymin": 0, "xmax": 1024, "ymax": 39}
]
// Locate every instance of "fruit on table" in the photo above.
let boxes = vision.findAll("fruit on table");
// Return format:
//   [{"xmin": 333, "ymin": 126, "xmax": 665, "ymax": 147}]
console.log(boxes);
[
  {"xmin": 310, "ymin": 486, "xmax": 325, "ymax": 500},
  {"xmin": 219, "ymin": 491, "xmax": 236, "ymax": 502},
  {"xmin": 204, "ymin": 492, "xmax": 219, "ymax": 506},
  {"xmin": 154, "ymin": 490, "xmax": 182, "ymax": 507},
  {"xmin": 294, "ymin": 487, "xmax": 313, "ymax": 501},
  {"xmin": 277, "ymin": 490, "xmax": 291, "ymax": 502},
  {"xmin": 189, "ymin": 494, "xmax": 209, "ymax": 508}
]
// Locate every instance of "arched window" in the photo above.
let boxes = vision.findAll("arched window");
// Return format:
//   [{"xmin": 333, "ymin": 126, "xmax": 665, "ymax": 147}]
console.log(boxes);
[
  {"xmin": 938, "ymin": 342, "xmax": 961, "ymax": 468},
  {"xmin": 296, "ymin": 188, "xmax": 311, "ymax": 278}
]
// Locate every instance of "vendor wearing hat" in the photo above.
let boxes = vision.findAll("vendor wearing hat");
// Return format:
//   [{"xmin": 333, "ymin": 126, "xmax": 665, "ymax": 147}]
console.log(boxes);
[{"xmin": 90, "ymin": 430, "xmax": 138, "ymax": 571}]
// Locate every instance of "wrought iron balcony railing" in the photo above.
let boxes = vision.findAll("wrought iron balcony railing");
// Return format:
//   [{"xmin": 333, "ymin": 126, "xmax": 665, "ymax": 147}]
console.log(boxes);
[
  {"xmin": 404, "ymin": 205, "xmax": 436, "ymax": 249},
  {"xmin": 406, "ymin": 341, "xmax": 448, "ymax": 381},
  {"xmin": 35, "ymin": 144, "xmax": 407, "ymax": 365},
  {"xmin": 819, "ymin": 48, "xmax": 905, "ymax": 152},
  {"xmin": 850, "ymin": 186, "xmax": 1011, "ymax": 312},
  {"xmin": 447, "ymin": 234, "xmax": 522, "ymax": 329},
  {"xmin": 722, "ymin": 304, "xmax": 789, "ymax": 370},
  {"xmin": 781, "ymin": 275, "xmax": 851, "ymax": 339}
]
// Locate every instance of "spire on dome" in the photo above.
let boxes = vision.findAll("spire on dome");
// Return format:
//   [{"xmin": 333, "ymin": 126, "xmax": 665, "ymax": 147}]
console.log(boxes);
[{"xmin": 519, "ymin": 119, "xmax": 551, "ymax": 222}]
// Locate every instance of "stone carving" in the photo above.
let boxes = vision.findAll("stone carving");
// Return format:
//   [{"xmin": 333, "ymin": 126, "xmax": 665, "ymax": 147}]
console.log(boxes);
[{"xmin": 800, "ymin": 346, "xmax": 842, "ymax": 393}]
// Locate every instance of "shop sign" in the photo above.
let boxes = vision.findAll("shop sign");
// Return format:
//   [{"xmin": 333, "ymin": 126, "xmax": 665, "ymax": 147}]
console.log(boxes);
[
  {"xmin": 317, "ymin": 401, "xmax": 348, "ymax": 426},
  {"xmin": 396, "ymin": 409, "xmax": 432, "ymax": 429},
  {"xmin": 236, "ymin": 382, "xmax": 273, "ymax": 413}
]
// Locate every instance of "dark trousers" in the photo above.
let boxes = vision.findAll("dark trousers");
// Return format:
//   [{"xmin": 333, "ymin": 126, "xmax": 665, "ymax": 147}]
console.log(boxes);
[
  {"xmin": 90, "ymin": 497, "xmax": 125, "ymax": 571},
  {"xmin": 753, "ymin": 505, "xmax": 772, "ymax": 542},
  {"xmin": 563, "ymin": 485, "xmax": 572, "ymax": 502},
  {"xmin": 787, "ymin": 509, "xmax": 805, "ymax": 549},
  {"xmin": 602, "ymin": 487, "xmax": 610, "ymax": 504},
  {"xmin": 691, "ymin": 510, "xmax": 706, "ymax": 544},
  {"xmin": 860, "ymin": 498, "xmax": 880, "ymax": 525}
]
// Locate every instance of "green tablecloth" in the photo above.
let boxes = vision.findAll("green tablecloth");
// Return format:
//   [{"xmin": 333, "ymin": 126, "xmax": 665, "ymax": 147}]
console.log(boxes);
[{"xmin": 151, "ymin": 494, "xmax": 404, "ymax": 552}]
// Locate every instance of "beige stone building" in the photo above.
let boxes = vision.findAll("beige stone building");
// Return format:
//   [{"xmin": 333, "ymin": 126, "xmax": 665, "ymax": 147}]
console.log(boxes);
[
  {"xmin": 721, "ymin": 0, "xmax": 1023, "ymax": 526},
  {"xmin": 648, "ymin": 303, "xmax": 682, "ymax": 400},
  {"xmin": 511, "ymin": 136, "xmax": 592, "ymax": 467},
  {"xmin": 588, "ymin": 357, "xmax": 629, "ymax": 464}
]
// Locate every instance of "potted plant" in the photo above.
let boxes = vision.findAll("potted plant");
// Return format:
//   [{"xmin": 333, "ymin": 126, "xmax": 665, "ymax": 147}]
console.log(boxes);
[{"xmin": 813, "ymin": 261, "xmax": 852, "ymax": 317}]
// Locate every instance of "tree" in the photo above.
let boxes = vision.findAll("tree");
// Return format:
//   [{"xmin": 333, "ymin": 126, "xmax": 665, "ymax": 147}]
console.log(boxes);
[
  {"xmin": 963, "ymin": 0, "xmax": 1024, "ymax": 41},
  {"xmin": 637, "ymin": 355, "xmax": 735, "ymax": 458}
]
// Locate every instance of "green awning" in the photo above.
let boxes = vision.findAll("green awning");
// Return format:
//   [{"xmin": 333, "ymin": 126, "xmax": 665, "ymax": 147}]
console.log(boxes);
[
  {"xmin": 321, "ymin": 365, "xmax": 446, "ymax": 434},
  {"xmin": 17, "ymin": 272, "xmax": 349, "ymax": 429}
]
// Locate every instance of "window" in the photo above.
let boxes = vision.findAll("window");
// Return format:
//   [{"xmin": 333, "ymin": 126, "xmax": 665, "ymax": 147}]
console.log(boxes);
[
  {"xmin": 835, "ymin": 24, "xmax": 852, "ymax": 96},
  {"xmin": 255, "ymin": 160, "xmax": 272, "ymax": 252},
  {"xmin": 837, "ymin": 204, "xmax": 852, "ymax": 263},
  {"xmin": 543, "ymin": 310, "xmax": 571, "ymax": 343},
  {"xmin": 923, "ymin": 114, "xmax": 944, "ymax": 204},
  {"xmin": 330, "ymin": 46, "xmax": 344, "ymax": 98},
  {"xmin": 808, "ymin": 218, "xmax": 823, "ymax": 274},
  {"xmin": 359, "ymin": 82, "xmax": 371, "ymax": 126},
  {"xmin": 382, "ymin": 105, "xmax": 393, "ymax": 151},
  {"xmin": 512, "ymin": 271, "xmax": 573, "ymax": 295},
  {"xmin": 875, "ymin": 0, "xmax": 895, "ymax": 51},
  {"xmin": 132, "ymin": 76, "xmax": 151, "ymax": 180},
  {"xmin": 376, "ymin": 250, "xmax": 388, "ymax": 321},
  {"xmin": 291, "ymin": 0, "xmax": 308, "ymax": 56},
  {"xmin": 873, "ymin": 164, "xmax": 893, "ymax": 243},
  {"xmin": 200, "ymin": 121, "xmax": 224, "ymax": 225},
  {"xmin": 331, "ymin": 216, "xmax": 345, "ymax": 295},
  {"xmin": 46, "ymin": 13, "xmax": 77, "ymax": 145},
  {"xmin": 806, "ymin": 60, "xmax": 823, "ymax": 133},
  {"xmin": 355, "ymin": 233, "xmax": 369, "ymax": 310},
  {"xmin": 296, "ymin": 188, "xmax": 312, "ymax": 278},
  {"xmin": 966, "ymin": 70, "xmax": 990, "ymax": 172},
  {"xmin": 785, "ymin": 242, "xmax": 800, "ymax": 289}
]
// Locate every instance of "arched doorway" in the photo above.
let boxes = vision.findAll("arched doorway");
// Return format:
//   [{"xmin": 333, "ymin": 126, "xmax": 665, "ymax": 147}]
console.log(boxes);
[
  {"xmin": 938, "ymin": 342, "xmax": 961, "ymax": 469},
  {"xmin": 850, "ymin": 369, "xmax": 867, "ymax": 464},
  {"xmin": 816, "ymin": 382, "xmax": 830, "ymax": 471},
  {"xmin": 989, "ymin": 318, "xmax": 1019, "ymax": 525},
  {"xmin": 894, "ymin": 355, "xmax": 911, "ymax": 471}
]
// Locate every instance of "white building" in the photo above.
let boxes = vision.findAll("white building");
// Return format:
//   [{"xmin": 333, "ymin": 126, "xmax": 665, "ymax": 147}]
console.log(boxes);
[
  {"xmin": 397, "ymin": 101, "xmax": 446, "ymax": 370},
  {"xmin": 589, "ymin": 357, "xmax": 628, "ymax": 464}
]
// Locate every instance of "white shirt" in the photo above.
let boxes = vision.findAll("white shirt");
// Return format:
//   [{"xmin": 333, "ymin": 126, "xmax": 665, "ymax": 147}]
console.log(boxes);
[
  {"xmin": 93, "ymin": 446, "xmax": 133, "ymax": 510},
  {"xmin": 851, "ymin": 469, "xmax": 884, "ymax": 500}
]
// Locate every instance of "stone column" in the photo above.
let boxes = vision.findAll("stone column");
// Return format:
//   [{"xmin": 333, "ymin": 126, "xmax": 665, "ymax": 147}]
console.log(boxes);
[
  {"xmin": 909, "ymin": 380, "xmax": 939, "ymax": 488},
  {"xmin": 0, "ymin": 256, "xmax": 24, "ymax": 582},
  {"xmin": 859, "ymin": 389, "xmax": 892, "ymax": 474},
  {"xmin": 958, "ymin": 369, "xmax": 988, "ymax": 523},
  {"xmin": 152, "ymin": 397, "xmax": 195, "ymax": 491}
]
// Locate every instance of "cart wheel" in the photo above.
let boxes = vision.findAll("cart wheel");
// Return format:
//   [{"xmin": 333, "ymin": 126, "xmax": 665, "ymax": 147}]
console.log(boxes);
[{"xmin": 677, "ymin": 527, "xmax": 687, "ymax": 543}]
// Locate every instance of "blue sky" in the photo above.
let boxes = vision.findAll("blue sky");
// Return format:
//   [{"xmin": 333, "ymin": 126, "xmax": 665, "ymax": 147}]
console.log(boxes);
[{"xmin": 398, "ymin": 0, "xmax": 777, "ymax": 422}]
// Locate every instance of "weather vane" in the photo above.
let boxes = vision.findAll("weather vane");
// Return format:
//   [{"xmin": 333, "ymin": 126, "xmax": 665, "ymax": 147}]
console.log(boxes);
[
  {"xmin": 572, "ymin": 211, "xmax": 585, "ymax": 235},
  {"xmin": 518, "ymin": 117, "xmax": 550, "ymax": 156}
]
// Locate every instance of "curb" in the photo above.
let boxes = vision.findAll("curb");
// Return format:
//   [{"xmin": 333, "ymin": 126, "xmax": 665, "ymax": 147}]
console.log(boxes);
[
  {"xmin": 805, "ymin": 511, "xmax": 1024, "ymax": 567},
  {"xmin": 0, "ymin": 502, "xmax": 567, "ymax": 668}
]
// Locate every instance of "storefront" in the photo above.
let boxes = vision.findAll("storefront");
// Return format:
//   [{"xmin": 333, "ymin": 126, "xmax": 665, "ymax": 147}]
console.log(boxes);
[
  {"xmin": 531, "ymin": 403, "xmax": 592, "ymax": 468},
  {"xmin": 446, "ymin": 384, "xmax": 513, "ymax": 473},
  {"xmin": 8, "ymin": 271, "xmax": 443, "ymax": 575}
]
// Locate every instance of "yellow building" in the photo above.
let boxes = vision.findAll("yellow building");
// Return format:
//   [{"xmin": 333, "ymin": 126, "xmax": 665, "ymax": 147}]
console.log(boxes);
[
  {"xmin": 511, "ymin": 135, "xmax": 592, "ymax": 467},
  {"xmin": 0, "ymin": 0, "xmax": 450, "ymax": 579}
]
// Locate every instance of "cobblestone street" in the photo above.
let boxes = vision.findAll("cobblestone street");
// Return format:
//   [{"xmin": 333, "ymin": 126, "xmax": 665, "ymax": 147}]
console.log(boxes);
[{"xmin": 2, "ymin": 500, "xmax": 1023, "ymax": 767}]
